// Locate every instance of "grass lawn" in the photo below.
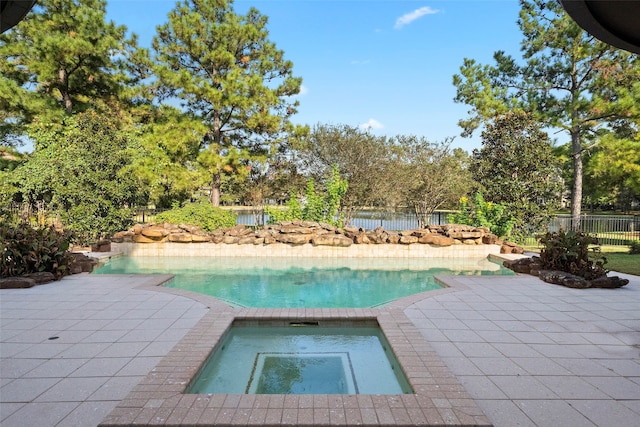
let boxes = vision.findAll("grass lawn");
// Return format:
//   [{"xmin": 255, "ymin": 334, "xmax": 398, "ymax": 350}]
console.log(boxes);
[{"xmin": 604, "ymin": 252, "xmax": 640, "ymax": 276}]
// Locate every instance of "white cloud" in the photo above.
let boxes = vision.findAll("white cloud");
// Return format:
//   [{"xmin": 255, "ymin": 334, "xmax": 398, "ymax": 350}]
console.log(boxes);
[
  {"xmin": 359, "ymin": 118, "xmax": 384, "ymax": 130},
  {"xmin": 297, "ymin": 84, "xmax": 309, "ymax": 96},
  {"xmin": 394, "ymin": 6, "xmax": 439, "ymax": 29}
]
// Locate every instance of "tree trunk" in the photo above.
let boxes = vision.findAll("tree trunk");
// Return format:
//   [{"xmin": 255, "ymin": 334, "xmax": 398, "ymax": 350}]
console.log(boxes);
[
  {"xmin": 58, "ymin": 68, "xmax": 72, "ymax": 114},
  {"xmin": 570, "ymin": 128, "xmax": 582, "ymax": 231},
  {"xmin": 209, "ymin": 110, "xmax": 222, "ymax": 206},
  {"xmin": 210, "ymin": 172, "xmax": 221, "ymax": 206}
]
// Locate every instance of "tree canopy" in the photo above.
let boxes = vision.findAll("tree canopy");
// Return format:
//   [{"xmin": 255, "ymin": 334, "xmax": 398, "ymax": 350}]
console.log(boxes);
[
  {"xmin": 8, "ymin": 111, "xmax": 142, "ymax": 243},
  {"xmin": 471, "ymin": 110, "xmax": 562, "ymax": 236},
  {"xmin": 0, "ymin": 0, "xmax": 141, "ymax": 146},
  {"xmin": 151, "ymin": 0, "xmax": 306, "ymax": 206},
  {"xmin": 453, "ymin": 0, "xmax": 640, "ymax": 229}
]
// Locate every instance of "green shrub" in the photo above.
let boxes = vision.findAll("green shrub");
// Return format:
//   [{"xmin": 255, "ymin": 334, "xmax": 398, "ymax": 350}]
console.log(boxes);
[
  {"xmin": 1, "ymin": 223, "xmax": 75, "ymax": 279},
  {"xmin": 265, "ymin": 165, "xmax": 348, "ymax": 227},
  {"xmin": 62, "ymin": 203, "xmax": 134, "ymax": 246},
  {"xmin": 629, "ymin": 241, "xmax": 640, "ymax": 255},
  {"xmin": 265, "ymin": 193, "xmax": 303, "ymax": 224},
  {"xmin": 156, "ymin": 201, "xmax": 236, "ymax": 231},
  {"xmin": 447, "ymin": 191, "xmax": 515, "ymax": 238},
  {"xmin": 538, "ymin": 229, "xmax": 607, "ymax": 280}
]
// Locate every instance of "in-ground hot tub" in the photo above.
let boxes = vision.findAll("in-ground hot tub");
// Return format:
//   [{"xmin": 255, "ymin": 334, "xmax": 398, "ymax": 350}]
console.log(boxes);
[
  {"xmin": 187, "ymin": 319, "xmax": 412, "ymax": 395},
  {"xmin": 99, "ymin": 307, "xmax": 493, "ymax": 426}
]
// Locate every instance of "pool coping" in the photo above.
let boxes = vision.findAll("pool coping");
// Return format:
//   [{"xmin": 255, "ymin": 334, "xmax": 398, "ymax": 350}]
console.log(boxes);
[{"xmin": 98, "ymin": 273, "xmax": 493, "ymax": 426}]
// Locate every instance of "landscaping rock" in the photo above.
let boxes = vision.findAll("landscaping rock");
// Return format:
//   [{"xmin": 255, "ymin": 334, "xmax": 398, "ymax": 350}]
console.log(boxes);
[
  {"xmin": 387, "ymin": 234, "xmax": 401, "ymax": 244},
  {"xmin": 589, "ymin": 275, "xmax": 630, "ymax": 289},
  {"xmin": 91, "ymin": 240, "xmax": 111, "ymax": 252},
  {"xmin": 312, "ymin": 235, "xmax": 353, "ymax": 247},
  {"xmin": 133, "ymin": 234, "xmax": 160, "ymax": 243},
  {"xmin": 399, "ymin": 235, "xmax": 419, "ymax": 244},
  {"xmin": 168, "ymin": 233, "xmax": 193, "ymax": 243},
  {"xmin": 503, "ymin": 257, "xmax": 543, "ymax": 274},
  {"xmin": 113, "ymin": 220, "xmax": 504, "ymax": 249},
  {"xmin": 0, "ymin": 277, "xmax": 37, "ymax": 289},
  {"xmin": 277, "ymin": 234, "xmax": 313, "ymax": 245},
  {"xmin": 70, "ymin": 252, "xmax": 98, "ymax": 273},
  {"xmin": 23, "ymin": 272, "xmax": 56, "ymax": 284},
  {"xmin": 418, "ymin": 234, "xmax": 454, "ymax": 246},
  {"xmin": 504, "ymin": 259, "xmax": 629, "ymax": 289},
  {"xmin": 482, "ymin": 234, "xmax": 499, "ymax": 244},
  {"xmin": 237, "ymin": 236, "xmax": 256, "ymax": 245},
  {"xmin": 141, "ymin": 226, "xmax": 169, "ymax": 239},
  {"xmin": 501, "ymin": 241, "xmax": 524, "ymax": 254},
  {"xmin": 191, "ymin": 234, "xmax": 211, "ymax": 243}
]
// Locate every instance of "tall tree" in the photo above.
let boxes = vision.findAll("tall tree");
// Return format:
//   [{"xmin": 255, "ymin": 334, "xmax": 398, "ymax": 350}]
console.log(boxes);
[
  {"xmin": 0, "ymin": 0, "xmax": 141, "ymax": 145},
  {"xmin": 453, "ymin": 0, "xmax": 640, "ymax": 229},
  {"xmin": 393, "ymin": 137, "xmax": 474, "ymax": 227},
  {"xmin": 133, "ymin": 106, "xmax": 208, "ymax": 208},
  {"xmin": 584, "ymin": 133, "xmax": 640, "ymax": 211},
  {"xmin": 152, "ymin": 0, "xmax": 305, "ymax": 206},
  {"xmin": 9, "ymin": 110, "xmax": 142, "ymax": 244},
  {"xmin": 472, "ymin": 111, "xmax": 563, "ymax": 236},
  {"xmin": 297, "ymin": 124, "xmax": 394, "ymax": 221}
]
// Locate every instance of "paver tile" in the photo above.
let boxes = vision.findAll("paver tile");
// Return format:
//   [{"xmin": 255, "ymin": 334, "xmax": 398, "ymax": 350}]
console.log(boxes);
[
  {"xmin": 515, "ymin": 400, "xmax": 596, "ymax": 427},
  {"xmin": 0, "ymin": 401, "xmax": 79, "ymax": 427}
]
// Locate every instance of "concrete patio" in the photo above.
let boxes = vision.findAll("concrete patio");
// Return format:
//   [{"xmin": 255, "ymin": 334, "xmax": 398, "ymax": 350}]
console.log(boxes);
[{"xmin": 1, "ymin": 266, "xmax": 638, "ymax": 426}]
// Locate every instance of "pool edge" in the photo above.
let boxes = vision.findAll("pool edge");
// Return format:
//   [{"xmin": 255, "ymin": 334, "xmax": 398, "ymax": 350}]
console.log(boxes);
[{"xmin": 99, "ymin": 303, "xmax": 492, "ymax": 427}]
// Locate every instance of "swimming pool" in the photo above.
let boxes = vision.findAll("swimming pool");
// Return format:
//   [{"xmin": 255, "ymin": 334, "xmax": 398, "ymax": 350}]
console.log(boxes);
[{"xmin": 93, "ymin": 256, "xmax": 513, "ymax": 308}]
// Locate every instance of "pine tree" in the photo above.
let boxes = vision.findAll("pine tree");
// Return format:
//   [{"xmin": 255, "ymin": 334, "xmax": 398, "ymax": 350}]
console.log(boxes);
[
  {"xmin": 152, "ymin": 0, "xmax": 305, "ymax": 205},
  {"xmin": 0, "ymin": 0, "xmax": 141, "ymax": 146},
  {"xmin": 453, "ymin": 0, "xmax": 640, "ymax": 229}
]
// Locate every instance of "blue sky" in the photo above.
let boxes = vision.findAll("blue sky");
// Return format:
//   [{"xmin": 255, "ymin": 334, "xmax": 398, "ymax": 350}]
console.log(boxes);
[{"xmin": 106, "ymin": 0, "xmax": 523, "ymax": 153}]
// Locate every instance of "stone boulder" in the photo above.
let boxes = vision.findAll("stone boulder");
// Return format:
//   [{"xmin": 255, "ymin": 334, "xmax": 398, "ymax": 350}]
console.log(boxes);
[
  {"xmin": 0, "ymin": 277, "xmax": 37, "ymax": 289},
  {"xmin": 23, "ymin": 272, "xmax": 56, "ymax": 284},
  {"xmin": 399, "ymin": 235, "xmax": 419, "ymax": 244},
  {"xmin": 141, "ymin": 226, "xmax": 170, "ymax": 240},
  {"xmin": 501, "ymin": 241, "xmax": 524, "ymax": 254},
  {"xmin": 418, "ymin": 234, "xmax": 454, "ymax": 246},
  {"xmin": 503, "ymin": 257, "xmax": 629, "ymax": 289},
  {"xmin": 133, "ymin": 234, "xmax": 159, "ymax": 243},
  {"xmin": 503, "ymin": 257, "xmax": 543, "ymax": 275},
  {"xmin": 70, "ymin": 252, "xmax": 99, "ymax": 274},
  {"xmin": 538, "ymin": 270, "xmax": 629, "ymax": 289},
  {"xmin": 312, "ymin": 235, "xmax": 353, "ymax": 247},
  {"xmin": 168, "ymin": 233, "xmax": 193, "ymax": 243},
  {"xmin": 91, "ymin": 239, "xmax": 111, "ymax": 252},
  {"xmin": 277, "ymin": 234, "xmax": 313, "ymax": 245},
  {"xmin": 190, "ymin": 234, "xmax": 211, "ymax": 243}
]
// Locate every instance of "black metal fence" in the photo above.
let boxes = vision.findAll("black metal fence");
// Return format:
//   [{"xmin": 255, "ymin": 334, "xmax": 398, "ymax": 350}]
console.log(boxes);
[{"xmin": 544, "ymin": 214, "xmax": 639, "ymax": 246}]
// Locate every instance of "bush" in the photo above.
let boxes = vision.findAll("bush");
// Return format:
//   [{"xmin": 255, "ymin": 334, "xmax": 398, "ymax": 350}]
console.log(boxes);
[
  {"xmin": 538, "ymin": 229, "xmax": 607, "ymax": 280},
  {"xmin": 629, "ymin": 241, "xmax": 640, "ymax": 255},
  {"xmin": 447, "ymin": 191, "xmax": 515, "ymax": 238},
  {"xmin": 156, "ymin": 201, "xmax": 237, "ymax": 231},
  {"xmin": 1, "ymin": 223, "xmax": 75, "ymax": 279},
  {"xmin": 62, "ymin": 203, "xmax": 134, "ymax": 246},
  {"xmin": 265, "ymin": 165, "xmax": 348, "ymax": 227}
]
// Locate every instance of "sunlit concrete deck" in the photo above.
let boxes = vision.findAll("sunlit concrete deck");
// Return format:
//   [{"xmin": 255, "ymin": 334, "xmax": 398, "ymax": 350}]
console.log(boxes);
[{"xmin": 1, "ymin": 260, "xmax": 638, "ymax": 426}]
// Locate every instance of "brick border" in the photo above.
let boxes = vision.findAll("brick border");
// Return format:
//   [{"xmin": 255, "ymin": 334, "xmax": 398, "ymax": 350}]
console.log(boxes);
[{"xmin": 99, "ymin": 301, "xmax": 490, "ymax": 426}]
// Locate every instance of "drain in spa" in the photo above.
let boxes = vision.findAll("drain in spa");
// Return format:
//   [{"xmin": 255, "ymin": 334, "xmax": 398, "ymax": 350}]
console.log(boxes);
[{"xmin": 187, "ymin": 321, "xmax": 413, "ymax": 395}]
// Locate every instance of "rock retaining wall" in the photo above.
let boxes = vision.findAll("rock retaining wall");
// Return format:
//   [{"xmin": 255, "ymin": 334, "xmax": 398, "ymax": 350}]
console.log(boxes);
[{"xmin": 112, "ymin": 220, "xmax": 523, "ymax": 254}]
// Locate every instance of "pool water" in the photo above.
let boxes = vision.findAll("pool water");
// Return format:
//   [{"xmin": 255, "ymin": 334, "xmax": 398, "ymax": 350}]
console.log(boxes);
[
  {"xmin": 93, "ymin": 256, "xmax": 513, "ymax": 308},
  {"xmin": 187, "ymin": 323, "xmax": 413, "ymax": 395}
]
